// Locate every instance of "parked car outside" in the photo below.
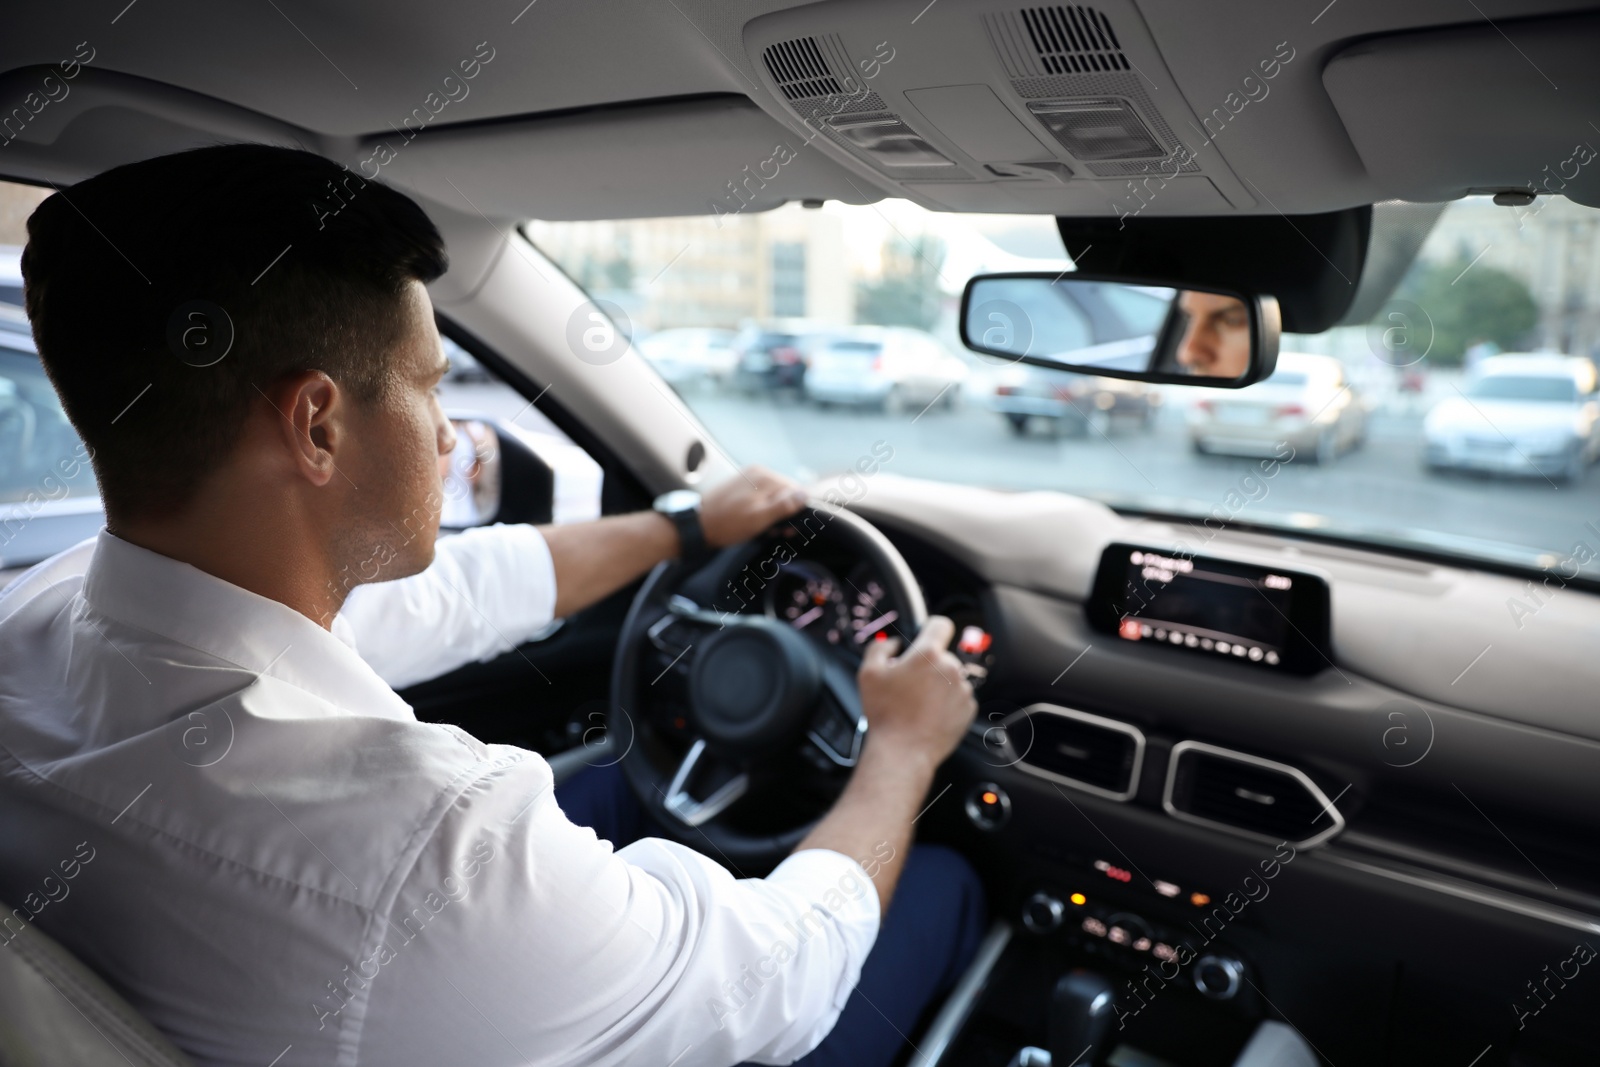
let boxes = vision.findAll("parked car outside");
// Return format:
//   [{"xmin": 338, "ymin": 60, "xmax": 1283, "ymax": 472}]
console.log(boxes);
[
  {"xmin": 1187, "ymin": 352, "xmax": 1366, "ymax": 464},
  {"xmin": 987, "ymin": 357, "xmax": 1159, "ymax": 437},
  {"xmin": 637, "ymin": 327, "xmax": 738, "ymax": 391},
  {"xmin": 803, "ymin": 326, "xmax": 968, "ymax": 413},
  {"xmin": 1422, "ymin": 353, "xmax": 1600, "ymax": 483},
  {"xmin": 729, "ymin": 319, "xmax": 828, "ymax": 395}
]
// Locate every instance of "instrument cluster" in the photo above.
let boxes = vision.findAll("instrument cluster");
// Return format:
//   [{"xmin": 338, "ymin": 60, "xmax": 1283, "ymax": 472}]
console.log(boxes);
[
  {"xmin": 763, "ymin": 556, "xmax": 995, "ymax": 687},
  {"xmin": 764, "ymin": 560, "xmax": 900, "ymax": 652}
]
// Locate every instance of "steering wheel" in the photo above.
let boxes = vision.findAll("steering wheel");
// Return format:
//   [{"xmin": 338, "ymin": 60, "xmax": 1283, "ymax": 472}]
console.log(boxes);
[{"xmin": 612, "ymin": 502, "xmax": 927, "ymax": 870}]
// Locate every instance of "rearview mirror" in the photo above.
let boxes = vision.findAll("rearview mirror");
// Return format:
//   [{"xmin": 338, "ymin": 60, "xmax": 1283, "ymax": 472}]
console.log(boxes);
[{"xmin": 960, "ymin": 273, "xmax": 1280, "ymax": 387}]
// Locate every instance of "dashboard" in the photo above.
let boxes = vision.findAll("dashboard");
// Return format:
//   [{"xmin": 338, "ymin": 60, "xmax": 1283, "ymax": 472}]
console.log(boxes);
[{"xmin": 825, "ymin": 475, "xmax": 1600, "ymax": 1066}]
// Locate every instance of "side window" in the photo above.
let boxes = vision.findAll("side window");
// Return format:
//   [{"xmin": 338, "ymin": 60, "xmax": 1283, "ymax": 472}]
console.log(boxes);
[
  {"xmin": 0, "ymin": 338, "xmax": 95, "ymax": 506},
  {"xmin": 1, "ymin": 179, "xmax": 105, "ymax": 581},
  {"xmin": 436, "ymin": 333, "xmax": 603, "ymax": 527}
]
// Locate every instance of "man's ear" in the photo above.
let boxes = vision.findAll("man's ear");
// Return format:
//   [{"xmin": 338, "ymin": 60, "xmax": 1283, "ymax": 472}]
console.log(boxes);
[{"xmin": 263, "ymin": 370, "xmax": 344, "ymax": 488}]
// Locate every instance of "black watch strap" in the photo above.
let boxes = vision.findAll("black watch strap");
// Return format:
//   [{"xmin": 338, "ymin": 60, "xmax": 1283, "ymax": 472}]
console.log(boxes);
[
  {"xmin": 666, "ymin": 506, "xmax": 705, "ymax": 559},
  {"xmin": 653, "ymin": 490, "xmax": 705, "ymax": 560}
]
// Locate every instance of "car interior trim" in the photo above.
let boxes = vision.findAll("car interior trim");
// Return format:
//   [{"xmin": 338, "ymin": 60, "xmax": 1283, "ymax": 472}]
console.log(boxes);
[
  {"xmin": 1318, "ymin": 851, "xmax": 1600, "ymax": 939},
  {"xmin": 1005, "ymin": 702, "xmax": 1146, "ymax": 803},
  {"xmin": 1162, "ymin": 739, "xmax": 1346, "ymax": 850},
  {"xmin": 908, "ymin": 920, "xmax": 1014, "ymax": 1067}
]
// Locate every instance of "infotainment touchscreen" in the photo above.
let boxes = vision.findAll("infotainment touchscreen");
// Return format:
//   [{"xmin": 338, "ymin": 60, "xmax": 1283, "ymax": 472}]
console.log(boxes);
[{"xmin": 1087, "ymin": 543, "xmax": 1332, "ymax": 674}]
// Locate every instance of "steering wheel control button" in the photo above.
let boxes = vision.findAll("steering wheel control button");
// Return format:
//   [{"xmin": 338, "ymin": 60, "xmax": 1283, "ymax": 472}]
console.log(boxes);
[
  {"xmin": 964, "ymin": 782, "xmax": 1011, "ymax": 830},
  {"xmin": 688, "ymin": 619, "xmax": 820, "ymax": 756},
  {"xmin": 1022, "ymin": 891, "xmax": 1066, "ymax": 934},
  {"xmin": 1193, "ymin": 955, "xmax": 1245, "ymax": 1000},
  {"xmin": 811, "ymin": 708, "xmax": 857, "ymax": 759}
]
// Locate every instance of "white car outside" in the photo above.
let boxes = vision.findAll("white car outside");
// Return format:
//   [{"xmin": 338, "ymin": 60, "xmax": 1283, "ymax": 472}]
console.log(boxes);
[
  {"xmin": 1423, "ymin": 353, "xmax": 1600, "ymax": 482},
  {"xmin": 803, "ymin": 327, "xmax": 969, "ymax": 412},
  {"xmin": 1187, "ymin": 352, "xmax": 1367, "ymax": 464},
  {"xmin": 637, "ymin": 328, "xmax": 739, "ymax": 389}
]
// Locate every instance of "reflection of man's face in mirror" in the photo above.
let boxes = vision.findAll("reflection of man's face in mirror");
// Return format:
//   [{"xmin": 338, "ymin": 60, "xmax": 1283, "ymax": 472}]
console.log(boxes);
[{"xmin": 1175, "ymin": 291, "xmax": 1251, "ymax": 378}]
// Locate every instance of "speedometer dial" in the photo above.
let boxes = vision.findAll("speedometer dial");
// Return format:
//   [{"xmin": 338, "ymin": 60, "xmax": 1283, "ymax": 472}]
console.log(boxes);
[
  {"xmin": 845, "ymin": 563, "xmax": 899, "ymax": 648},
  {"xmin": 768, "ymin": 563, "xmax": 851, "ymax": 644}
]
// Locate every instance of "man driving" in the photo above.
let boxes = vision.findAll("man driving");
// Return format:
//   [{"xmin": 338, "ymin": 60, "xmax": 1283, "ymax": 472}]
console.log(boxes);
[
  {"xmin": 1173, "ymin": 290, "xmax": 1252, "ymax": 378},
  {"xmin": 0, "ymin": 145, "xmax": 984, "ymax": 1066}
]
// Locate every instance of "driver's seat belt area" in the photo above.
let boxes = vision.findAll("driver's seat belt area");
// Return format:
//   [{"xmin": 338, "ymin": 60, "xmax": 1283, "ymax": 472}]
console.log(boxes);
[{"xmin": 0, "ymin": 899, "xmax": 194, "ymax": 1067}]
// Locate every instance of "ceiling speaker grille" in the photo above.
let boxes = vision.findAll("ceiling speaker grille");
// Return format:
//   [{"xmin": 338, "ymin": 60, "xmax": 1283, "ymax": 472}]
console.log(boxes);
[
  {"xmin": 1164, "ymin": 742, "xmax": 1345, "ymax": 849},
  {"xmin": 763, "ymin": 37, "xmax": 843, "ymax": 101},
  {"xmin": 1020, "ymin": 6, "xmax": 1129, "ymax": 74},
  {"xmin": 985, "ymin": 12, "xmax": 1202, "ymax": 173}
]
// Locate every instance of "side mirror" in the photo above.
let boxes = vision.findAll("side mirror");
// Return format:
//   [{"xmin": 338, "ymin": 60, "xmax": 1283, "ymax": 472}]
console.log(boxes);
[
  {"xmin": 960, "ymin": 272, "xmax": 1281, "ymax": 388},
  {"xmin": 439, "ymin": 415, "xmax": 556, "ymax": 529}
]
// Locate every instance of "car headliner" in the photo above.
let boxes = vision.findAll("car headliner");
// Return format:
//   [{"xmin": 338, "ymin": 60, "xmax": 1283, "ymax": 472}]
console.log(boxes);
[{"xmin": 0, "ymin": 0, "xmax": 1597, "ymax": 226}]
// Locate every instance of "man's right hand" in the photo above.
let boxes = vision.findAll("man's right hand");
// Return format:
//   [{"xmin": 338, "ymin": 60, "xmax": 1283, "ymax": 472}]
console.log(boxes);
[
  {"xmin": 857, "ymin": 615, "xmax": 978, "ymax": 767},
  {"xmin": 796, "ymin": 614, "xmax": 978, "ymax": 910}
]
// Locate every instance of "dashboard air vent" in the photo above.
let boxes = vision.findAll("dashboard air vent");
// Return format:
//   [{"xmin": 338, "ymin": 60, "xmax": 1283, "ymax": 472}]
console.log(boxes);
[
  {"xmin": 1020, "ymin": 6, "xmax": 1128, "ymax": 74},
  {"xmin": 762, "ymin": 37, "xmax": 843, "ymax": 101},
  {"xmin": 1164, "ymin": 742, "xmax": 1345, "ymax": 849},
  {"xmin": 1008, "ymin": 704, "xmax": 1143, "ymax": 801}
]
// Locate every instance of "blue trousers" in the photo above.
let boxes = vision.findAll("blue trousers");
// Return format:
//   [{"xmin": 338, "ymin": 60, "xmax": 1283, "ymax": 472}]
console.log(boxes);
[{"xmin": 555, "ymin": 763, "xmax": 987, "ymax": 1067}]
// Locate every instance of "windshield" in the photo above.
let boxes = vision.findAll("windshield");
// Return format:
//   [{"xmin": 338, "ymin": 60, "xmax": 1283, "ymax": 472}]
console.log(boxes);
[
  {"xmin": 528, "ymin": 195, "xmax": 1600, "ymax": 579},
  {"xmin": 1465, "ymin": 375, "xmax": 1578, "ymax": 402}
]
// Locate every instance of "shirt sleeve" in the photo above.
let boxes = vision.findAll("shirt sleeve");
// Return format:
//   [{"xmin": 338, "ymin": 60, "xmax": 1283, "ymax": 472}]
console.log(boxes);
[
  {"xmin": 354, "ymin": 750, "xmax": 881, "ymax": 1067},
  {"xmin": 334, "ymin": 523, "xmax": 558, "ymax": 690}
]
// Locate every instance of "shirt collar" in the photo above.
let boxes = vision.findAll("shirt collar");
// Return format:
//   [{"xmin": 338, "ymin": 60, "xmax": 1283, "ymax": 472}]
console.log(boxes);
[{"xmin": 81, "ymin": 529, "xmax": 414, "ymax": 721}]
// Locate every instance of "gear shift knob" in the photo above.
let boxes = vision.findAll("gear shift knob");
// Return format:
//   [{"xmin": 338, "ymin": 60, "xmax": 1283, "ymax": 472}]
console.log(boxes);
[{"xmin": 1049, "ymin": 969, "xmax": 1117, "ymax": 1066}]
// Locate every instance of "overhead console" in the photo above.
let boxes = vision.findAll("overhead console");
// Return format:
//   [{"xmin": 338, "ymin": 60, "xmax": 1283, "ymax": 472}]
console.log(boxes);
[{"xmin": 741, "ymin": 0, "xmax": 1260, "ymax": 216}]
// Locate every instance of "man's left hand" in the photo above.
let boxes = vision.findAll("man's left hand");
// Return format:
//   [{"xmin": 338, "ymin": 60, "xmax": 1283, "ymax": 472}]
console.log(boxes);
[{"xmin": 700, "ymin": 465, "xmax": 810, "ymax": 549}]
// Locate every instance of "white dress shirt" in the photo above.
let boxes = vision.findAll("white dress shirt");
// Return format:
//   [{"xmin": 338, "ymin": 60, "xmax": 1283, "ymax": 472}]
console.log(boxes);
[{"xmin": 0, "ymin": 526, "xmax": 878, "ymax": 1067}]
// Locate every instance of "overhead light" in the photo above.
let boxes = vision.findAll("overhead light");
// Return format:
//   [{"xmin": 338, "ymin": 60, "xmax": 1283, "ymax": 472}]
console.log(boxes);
[
  {"xmin": 828, "ymin": 115, "xmax": 956, "ymax": 168},
  {"xmin": 1027, "ymin": 97, "xmax": 1164, "ymax": 160}
]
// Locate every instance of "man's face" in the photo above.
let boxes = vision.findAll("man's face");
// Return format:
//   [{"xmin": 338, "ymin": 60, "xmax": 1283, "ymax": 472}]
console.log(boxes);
[
  {"xmin": 1175, "ymin": 291, "xmax": 1252, "ymax": 378},
  {"xmin": 338, "ymin": 280, "xmax": 457, "ymax": 585}
]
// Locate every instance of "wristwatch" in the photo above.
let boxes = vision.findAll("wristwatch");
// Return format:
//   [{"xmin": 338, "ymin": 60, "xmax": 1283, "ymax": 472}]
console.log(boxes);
[{"xmin": 652, "ymin": 489, "xmax": 705, "ymax": 560}]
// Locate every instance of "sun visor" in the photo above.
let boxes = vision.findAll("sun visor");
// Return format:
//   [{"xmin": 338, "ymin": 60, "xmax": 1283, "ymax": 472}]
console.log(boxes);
[
  {"xmin": 1056, "ymin": 207, "xmax": 1371, "ymax": 334},
  {"xmin": 357, "ymin": 96, "xmax": 881, "ymax": 222},
  {"xmin": 1324, "ymin": 12, "xmax": 1600, "ymax": 208},
  {"xmin": 0, "ymin": 66, "xmax": 306, "ymax": 187}
]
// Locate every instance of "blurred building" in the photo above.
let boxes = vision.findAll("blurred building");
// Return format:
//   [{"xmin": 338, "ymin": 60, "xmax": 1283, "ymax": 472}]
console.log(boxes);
[{"xmin": 525, "ymin": 205, "xmax": 850, "ymax": 330}]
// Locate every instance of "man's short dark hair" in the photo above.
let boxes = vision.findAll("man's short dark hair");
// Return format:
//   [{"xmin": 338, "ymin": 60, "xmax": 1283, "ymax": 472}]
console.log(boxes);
[{"xmin": 22, "ymin": 143, "xmax": 448, "ymax": 521}]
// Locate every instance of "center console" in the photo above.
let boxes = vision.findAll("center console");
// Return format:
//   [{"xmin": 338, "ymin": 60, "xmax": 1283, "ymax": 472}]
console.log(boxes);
[
  {"xmin": 924, "ymin": 756, "xmax": 1322, "ymax": 1066},
  {"xmin": 921, "ymin": 908, "xmax": 1316, "ymax": 1067},
  {"xmin": 927, "ymin": 884, "xmax": 1267, "ymax": 1066}
]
